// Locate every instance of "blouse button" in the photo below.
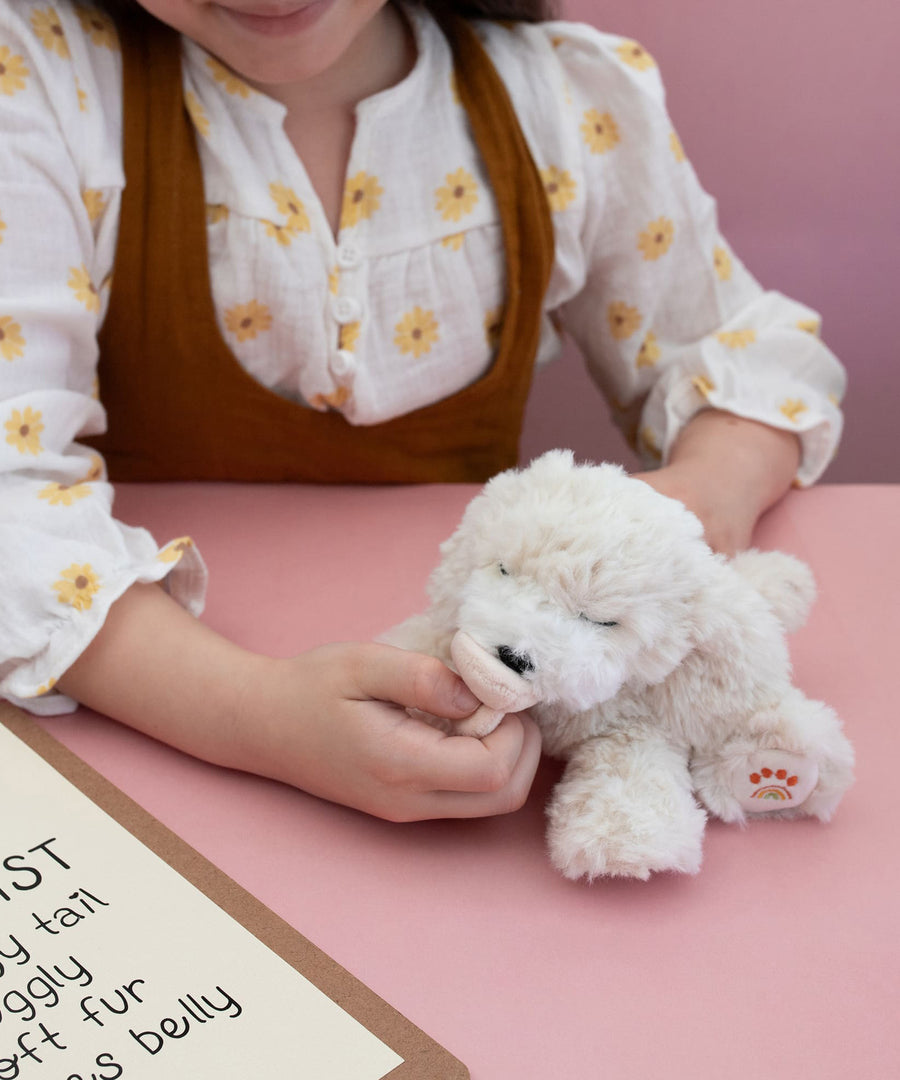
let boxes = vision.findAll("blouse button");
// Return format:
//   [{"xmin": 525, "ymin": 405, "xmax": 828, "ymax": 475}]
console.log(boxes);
[
  {"xmin": 336, "ymin": 242, "xmax": 362, "ymax": 269},
  {"xmin": 330, "ymin": 349, "xmax": 357, "ymax": 379},
  {"xmin": 333, "ymin": 296, "xmax": 362, "ymax": 324}
]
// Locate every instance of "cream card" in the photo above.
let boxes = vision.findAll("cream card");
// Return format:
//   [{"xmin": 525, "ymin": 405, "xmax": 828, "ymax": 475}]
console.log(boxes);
[{"xmin": 0, "ymin": 722, "xmax": 404, "ymax": 1079}]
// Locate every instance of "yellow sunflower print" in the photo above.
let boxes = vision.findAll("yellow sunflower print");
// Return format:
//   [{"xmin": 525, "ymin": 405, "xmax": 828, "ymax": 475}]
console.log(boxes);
[
  {"xmin": 540, "ymin": 166, "xmax": 577, "ymax": 212},
  {"xmin": 5, "ymin": 407, "xmax": 44, "ymax": 455},
  {"xmin": 780, "ymin": 399, "xmax": 808, "ymax": 423},
  {"xmin": 270, "ymin": 182, "xmax": 310, "ymax": 233},
  {"xmin": 339, "ymin": 321, "xmax": 360, "ymax": 352},
  {"xmin": 185, "ymin": 90, "xmax": 210, "ymax": 138},
  {"xmin": 608, "ymin": 301, "xmax": 642, "ymax": 341},
  {"xmin": 484, "ymin": 308, "xmax": 504, "ymax": 351},
  {"xmin": 341, "ymin": 172, "xmax": 383, "ymax": 228},
  {"xmin": 0, "ymin": 47, "xmax": 29, "ymax": 96},
  {"xmin": 224, "ymin": 299, "xmax": 272, "ymax": 342},
  {"xmin": 581, "ymin": 110, "xmax": 620, "ymax": 155},
  {"xmin": 76, "ymin": 80, "xmax": 87, "ymax": 111},
  {"xmin": 395, "ymin": 307, "xmax": 439, "ymax": 359},
  {"xmin": 35, "ymin": 678, "xmax": 57, "ymax": 697},
  {"xmin": 636, "ymin": 331, "xmax": 660, "ymax": 368},
  {"xmin": 328, "ymin": 268, "xmax": 340, "ymax": 295},
  {"xmin": 0, "ymin": 317, "xmax": 25, "ymax": 361},
  {"xmin": 262, "ymin": 220, "xmax": 297, "ymax": 247},
  {"xmin": 310, "ymin": 386, "xmax": 351, "ymax": 411},
  {"xmin": 441, "ymin": 233, "xmax": 464, "ymax": 251},
  {"xmin": 713, "ymin": 245, "xmax": 732, "ymax": 281},
  {"xmin": 32, "ymin": 8, "xmax": 70, "ymax": 58},
  {"xmin": 38, "ymin": 481, "xmax": 91, "ymax": 506},
  {"xmin": 717, "ymin": 328, "xmax": 756, "ymax": 349},
  {"xmin": 75, "ymin": 7, "xmax": 118, "ymax": 50},
  {"xmin": 68, "ymin": 265, "xmax": 100, "ymax": 313},
  {"xmin": 0, "ymin": 214, "xmax": 5, "ymax": 244},
  {"xmin": 691, "ymin": 374, "xmax": 716, "ymax": 400},
  {"xmin": 640, "ymin": 426, "xmax": 662, "ymax": 461},
  {"xmin": 82, "ymin": 189, "xmax": 107, "ymax": 223},
  {"xmin": 81, "ymin": 454, "xmax": 104, "ymax": 482},
  {"xmin": 53, "ymin": 563, "xmax": 100, "ymax": 611},
  {"xmin": 637, "ymin": 217, "xmax": 675, "ymax": 261},
  {"xmin": 669, "ymin": 131, "xmax": 686, "ymax": 163},
  {"xmin": 158, "ymin": 536, "xmax": 195, "ymax": 563},
  {"xmin": 206, "ymin": 56, "xmax": 251, "ymax": 96},
  {"xmin": 797, "ymin": 318, "xmax": 821, "ymax": 335},
  {"xmin": 435, "ymin": 168, "xmax": 479, "ymax": 223},
  {"xmin": 616, "ymin": 40, "xmax": 656, "ymax": 71},
  {"xmin": 206, "ymin": 203, "xmax": 229, "ymax": 224}
]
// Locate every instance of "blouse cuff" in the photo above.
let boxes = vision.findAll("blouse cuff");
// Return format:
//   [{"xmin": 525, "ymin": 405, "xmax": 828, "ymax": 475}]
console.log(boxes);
[
  {"xmin": 639, "ymin": 344, "xmax": 845, "ymax": 488},
  {"xmin": 1, "ymin": 538, "xmax": 207, "ymax": 717}
]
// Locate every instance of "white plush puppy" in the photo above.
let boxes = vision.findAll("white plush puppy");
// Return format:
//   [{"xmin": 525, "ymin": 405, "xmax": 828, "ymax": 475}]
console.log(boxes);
[{"xmin": 383, "ymin": 451, "xmax": 854, "ymax": 881}]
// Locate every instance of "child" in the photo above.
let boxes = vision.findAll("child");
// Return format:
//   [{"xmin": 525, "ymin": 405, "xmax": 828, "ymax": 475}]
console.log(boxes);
[{"xmin": 0, "ymin": 0, "xmax": 845, "ymax": 820}]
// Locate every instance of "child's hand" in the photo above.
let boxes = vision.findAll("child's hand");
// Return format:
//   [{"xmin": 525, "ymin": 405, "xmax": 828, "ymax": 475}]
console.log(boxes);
[
  {"xmin": 240, "ymin": 643, "xmax": 543, "ymax": 822},
  {"xmin": 634, "ymin": 462, "xmax": 757, "ymax": 556},
  {"xmin": 633, "ymin": 410, "xmax": 802, "ymax": 556},
  {"xmin": 59, "ymin": 585, "xmax": 540, "ymax": 823}
]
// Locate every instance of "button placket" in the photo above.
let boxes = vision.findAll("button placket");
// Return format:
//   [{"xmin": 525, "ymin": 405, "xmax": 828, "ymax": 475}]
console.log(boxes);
[
  {"xmin": 336, "ymin": 242, "xmax": 362, "ymax": 270},
  {"xmin": 330, "ymin": 349, "xmax": 357, "ymax": 379},
  {"xmin": 333, "ymin": 295, "xmax": 363, "ymax": 324}
]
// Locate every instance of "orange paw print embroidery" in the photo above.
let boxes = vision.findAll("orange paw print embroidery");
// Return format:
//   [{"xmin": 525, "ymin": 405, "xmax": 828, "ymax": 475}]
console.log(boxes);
[{"xmin": 748, "ymin": 766, "xmax": 799, "ymax": 802}]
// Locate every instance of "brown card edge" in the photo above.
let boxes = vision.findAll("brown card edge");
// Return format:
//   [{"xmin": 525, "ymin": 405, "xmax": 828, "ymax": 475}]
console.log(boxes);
[{"xmin": 0, "ymin": 703, "xmax": 469, "ymax": 1080}]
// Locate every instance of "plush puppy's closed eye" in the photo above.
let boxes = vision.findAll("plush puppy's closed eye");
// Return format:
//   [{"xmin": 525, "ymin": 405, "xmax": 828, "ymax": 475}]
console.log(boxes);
[{"xmin": 579, "ymin": 614, "xmax": 618, "ymax": 628}]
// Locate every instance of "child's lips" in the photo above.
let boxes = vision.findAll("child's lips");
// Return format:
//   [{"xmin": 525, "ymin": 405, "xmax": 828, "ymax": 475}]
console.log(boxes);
[{"xmin": 215, "ymin": 0, "xmax": 333, "ymax": 36}]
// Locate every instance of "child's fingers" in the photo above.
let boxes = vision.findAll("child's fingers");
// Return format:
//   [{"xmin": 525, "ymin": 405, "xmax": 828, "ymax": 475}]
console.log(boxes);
[
  {"xmin": 351, "ymin": 643, "xmax": 480, "ymax": 718},
  {"xmin": 418, "ymin": 714, "xmax": 542, "ymax": 818},
  {"xmin": 388, "ymin": 711, "xmax": 541, "ymax": 815},
  {"xmin": 402, "ymin": 711, "xmax": 527, "ymax": 794}
]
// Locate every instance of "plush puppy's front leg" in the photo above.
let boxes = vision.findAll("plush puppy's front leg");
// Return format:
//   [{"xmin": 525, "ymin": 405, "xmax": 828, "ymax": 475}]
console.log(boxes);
[{"xmin": 546, "ymin": 733, "xmax": 707, "ymax": 881}]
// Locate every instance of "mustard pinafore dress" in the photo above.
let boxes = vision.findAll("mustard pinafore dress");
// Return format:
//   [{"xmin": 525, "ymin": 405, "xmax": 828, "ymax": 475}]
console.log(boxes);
[{"xmin": 87, "ymin": 9, "xmax": 554, "ymax": 484}]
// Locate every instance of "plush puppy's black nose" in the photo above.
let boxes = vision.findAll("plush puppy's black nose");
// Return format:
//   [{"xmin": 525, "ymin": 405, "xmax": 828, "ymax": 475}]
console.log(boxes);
[{"xmin": 496, "ymin": 646, "xmax": 535, "ymax": 676}]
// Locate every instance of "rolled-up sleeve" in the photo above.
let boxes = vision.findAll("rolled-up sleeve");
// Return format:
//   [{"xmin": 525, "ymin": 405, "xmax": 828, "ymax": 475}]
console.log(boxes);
[
  {"xmin": 0, "ymin": 0, "xmax": 206, "ymax": 716},
  {"xmin": 549, "ymin": 25, "xmax": 845, "ymax": 483}
]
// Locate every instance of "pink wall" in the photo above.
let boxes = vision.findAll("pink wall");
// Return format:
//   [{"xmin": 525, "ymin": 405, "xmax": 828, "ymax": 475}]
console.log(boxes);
[{"xmin": 521, "ymin": 0, "xmax": 900, "ymax": 481}]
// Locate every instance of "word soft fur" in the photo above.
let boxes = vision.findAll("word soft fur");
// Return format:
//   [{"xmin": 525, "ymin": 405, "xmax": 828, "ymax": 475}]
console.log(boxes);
[{"xmin": 383, "ymin": 451, "xmax": 854, "ymax": 881}]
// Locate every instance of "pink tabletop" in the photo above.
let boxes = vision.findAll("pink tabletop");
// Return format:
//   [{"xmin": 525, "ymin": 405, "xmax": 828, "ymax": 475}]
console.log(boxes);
[{"xmin": 36, "ymin": 482, "xmax": 900, "ymax": 1079}]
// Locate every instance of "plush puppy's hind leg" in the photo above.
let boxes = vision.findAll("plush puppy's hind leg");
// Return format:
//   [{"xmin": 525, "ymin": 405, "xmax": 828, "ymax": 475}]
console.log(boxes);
[{"xmin": 690, "ymin": 689, "xmax": 855, "ymax": 824}]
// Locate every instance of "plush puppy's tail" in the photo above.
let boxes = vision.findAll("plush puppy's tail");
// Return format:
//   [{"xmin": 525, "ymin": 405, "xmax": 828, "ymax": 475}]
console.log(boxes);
[{"xmin": 729, "ymin": 550, "xmax": 816, "ymax": 634}]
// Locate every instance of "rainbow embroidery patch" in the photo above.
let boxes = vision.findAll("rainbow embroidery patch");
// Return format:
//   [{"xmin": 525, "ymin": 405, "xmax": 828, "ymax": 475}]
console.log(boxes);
[
  {"xmin": 748, "ymin": 767, "xmax": 799, "ymax": 801},
  {"xmin": 735, "ymin": 750, "xmax": 818, "ymax": 814}
]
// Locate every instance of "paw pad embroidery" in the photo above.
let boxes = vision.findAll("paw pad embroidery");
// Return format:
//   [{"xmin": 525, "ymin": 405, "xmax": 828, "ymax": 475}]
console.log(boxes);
[
  {"xmin": 736, "ymin": 750, "xmax": 819, "ymax": 814},
  {"xmin": 748, "ymin": 767, "xmax": 799, "ymax": 802}
]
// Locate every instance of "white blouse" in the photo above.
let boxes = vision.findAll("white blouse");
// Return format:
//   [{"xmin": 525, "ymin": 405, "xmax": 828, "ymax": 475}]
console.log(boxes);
[{"xmin": 0, "ymin": 0, "xmax": 846, "ymax": 715}]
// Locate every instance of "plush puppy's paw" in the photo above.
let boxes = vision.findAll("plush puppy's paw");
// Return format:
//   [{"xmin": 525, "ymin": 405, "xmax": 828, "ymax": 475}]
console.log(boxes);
[
  {"xmin": 735, "ymin": 750, "xmax": 818, "ymax": 813},
  {"xmin": 691, "ymin": 691, "xmax": 855, "ymax": 824},
  {"xmin": 546, "ymin": 735, "xmax": 707, "ymax": 881}
]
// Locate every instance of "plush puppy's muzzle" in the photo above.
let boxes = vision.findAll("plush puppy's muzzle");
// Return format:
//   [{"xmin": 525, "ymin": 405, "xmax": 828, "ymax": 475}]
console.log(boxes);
[{"xmin": 448, "ymin": 631, "xmax": 540, "ymax": 737}]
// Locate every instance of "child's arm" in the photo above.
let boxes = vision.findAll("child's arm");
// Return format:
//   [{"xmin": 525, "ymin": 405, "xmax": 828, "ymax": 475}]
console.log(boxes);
[
  {"xmin": 542, "ymin": 25, "xmax": 844, "ymax": 507},
  {"xmin": 634, "ymin": 409, "xmax": 801, "ymax": 555},
  {"xmin": 57, "ymin": 582, "xmax": 542, "ymax": 821}
]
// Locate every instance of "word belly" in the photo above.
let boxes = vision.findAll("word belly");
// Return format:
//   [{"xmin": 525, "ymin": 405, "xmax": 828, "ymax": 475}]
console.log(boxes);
[{"xmin": 129, "ymin": 987, "xmax": 242, "ymax": 1056}]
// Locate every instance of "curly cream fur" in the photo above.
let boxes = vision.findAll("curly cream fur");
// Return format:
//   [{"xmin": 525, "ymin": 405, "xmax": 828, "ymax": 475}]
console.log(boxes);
[{"xmin": 382, "ymin": 451, "xmax": 854, "ymax": 880}]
